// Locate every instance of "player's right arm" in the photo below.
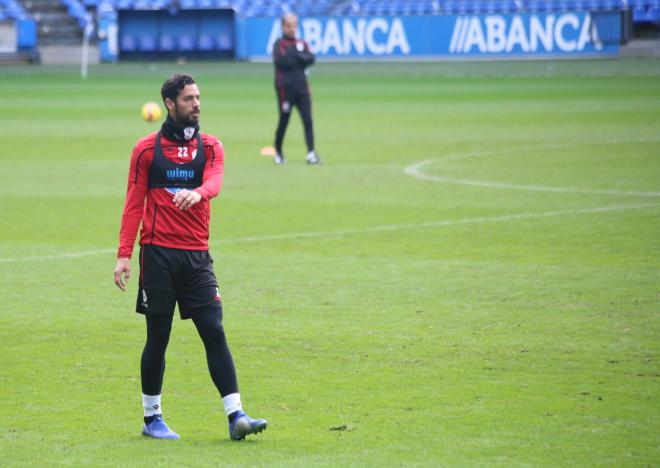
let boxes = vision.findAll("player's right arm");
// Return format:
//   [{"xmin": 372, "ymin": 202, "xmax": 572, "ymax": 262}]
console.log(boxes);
[
  {"xmin": 273, "ymin": 39, "xmax": 298, "ymax": 69},
  {"xmin": 296, "ymin": 40, "xmax": 315, "ymax": 66},
  {"xmin": 115, "ymin": 138, "xmax": 151, "ymax": 290}
]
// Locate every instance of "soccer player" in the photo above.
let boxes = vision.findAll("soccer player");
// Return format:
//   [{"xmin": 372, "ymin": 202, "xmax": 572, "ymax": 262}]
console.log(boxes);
[
  {"xmin": 272, "ymin": 13, "xmax": 321, "ymax": 165},
  {"xmin": 113, "ymin": 74, "xmax": 267, "ymax": 441}
]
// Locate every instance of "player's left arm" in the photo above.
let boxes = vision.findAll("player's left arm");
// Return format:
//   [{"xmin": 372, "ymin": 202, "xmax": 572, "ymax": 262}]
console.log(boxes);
[
  {"xmin": 174, "ymin": 137, "xmax": 224, "ymax": 210},
  {"xmin": 296, "ymin": 40, "xmax": 315, "ymax": 66}
]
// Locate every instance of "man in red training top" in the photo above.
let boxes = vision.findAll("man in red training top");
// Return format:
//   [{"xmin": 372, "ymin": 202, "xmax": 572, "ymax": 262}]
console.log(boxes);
[
  {"xmin": 113, "ymin": 74, "xmax": 266, "ymax": 441},
  {"xmin": 272, "ymin": 13, "xmax": 320, "ymax": 165}
]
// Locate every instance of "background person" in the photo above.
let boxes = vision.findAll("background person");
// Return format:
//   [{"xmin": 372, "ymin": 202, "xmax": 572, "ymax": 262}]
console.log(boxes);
[{"xmin": 272, "ymin": 13, "xmax": 321, "ymax": 165}]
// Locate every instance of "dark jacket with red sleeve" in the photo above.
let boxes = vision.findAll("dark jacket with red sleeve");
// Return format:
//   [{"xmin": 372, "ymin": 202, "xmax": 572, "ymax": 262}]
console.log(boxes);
[{"xmin": 273, "ymin": 36, "xmax": 315, "ymax": 92}]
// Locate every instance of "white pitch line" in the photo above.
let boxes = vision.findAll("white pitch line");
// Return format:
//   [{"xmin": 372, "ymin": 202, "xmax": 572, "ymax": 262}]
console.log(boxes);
[
  {"xmin": 214, "ymin": 202, "xmax": 660, "ymax": 242},
  {"xmin": 404, "ymin": 139, "xmax": 660, "ymax": 197},
  {"xmin": 422, "ymin": 137, "xmax": 660, "ymax": 164},
  {"xmin": 0, "ymin": 248, "xmax": 116, "ymax": 264},
  {"xmin": 405, "ymin": 159, "xmax": 660, "ymax": 197},
  {"xmin": 1, "ymin": 202, "xmax": 659, "ymax": 264}
]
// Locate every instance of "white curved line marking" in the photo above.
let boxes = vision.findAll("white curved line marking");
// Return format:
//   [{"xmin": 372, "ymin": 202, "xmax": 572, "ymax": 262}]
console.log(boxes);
[
  {"xmin": 404, "ymin": 140, "xmax": 660, "ymax": 197},
  {"xmin": 1, "ymin": 202, "xmax": 658, "ymax": 264}
]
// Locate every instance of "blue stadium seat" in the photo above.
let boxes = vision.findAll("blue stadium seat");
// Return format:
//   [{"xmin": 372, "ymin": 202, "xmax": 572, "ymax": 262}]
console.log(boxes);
[
  {"xmin": 525, "ymin": 1, "xmax": 556, "ymax": 12},
  {"xmin": 3, "ymin": 0, "xmax": 28, "ymax": 16},
  {"xmin": 262, "ymin": 5, "xmax": 276, "ymax": 15},
  {"xmin": 120, "ymin": 34, "xmax": 137, "ymax": 51},
  {"xmin": 115, "ymin": 0, "xmax": 134, "ymax": 9},
  {"xmin": 499, "ymin": 0, "xmax": 519, "ymax": 12},
  {"xmin": 632, "ymin": 2, "xmax": 660, "ymax": 22},
  {"xmin": 443, "ymin": 1, "xmax": 469, "ymax": 14},
  {"xmin": 397, "ymin": 3, "xmax": 410, "ymax": 15},
  {"xmin": 198, "ymin": 34, "xmax": 215, "ymax": 50},
  {"xmin": 139, "ymin": 34, "xmax": 157, "ymax": 51},
  {"xmin": 296, "ymin": 4, "xmax": 315, "ymax": 16},
  {"xmin": 178, "ymin": 34, "xmax": 195, "ymax": 50},
  {"xmin": 159, "ymin": 34, "xmax": 176, "ymax": 50},
  {"xmin": 217, "ymin": 31, "xmax": 233, "ymax": 49},
  {"xmin": 59, "ymin": 0, "xmax": 88, "ymax": 29}
]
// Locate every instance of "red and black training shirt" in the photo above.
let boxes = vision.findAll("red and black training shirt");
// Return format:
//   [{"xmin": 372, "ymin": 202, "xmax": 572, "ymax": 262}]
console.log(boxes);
[{"xmin": 117, "ymin": 131, "xmax": 224, "ymax": 259}]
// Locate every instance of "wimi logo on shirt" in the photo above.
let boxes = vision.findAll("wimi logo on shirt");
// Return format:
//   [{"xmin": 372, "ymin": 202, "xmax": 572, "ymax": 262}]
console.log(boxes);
[{"xmin": 166, "ymin": 167, "xmax": 196, "ymax": 181}]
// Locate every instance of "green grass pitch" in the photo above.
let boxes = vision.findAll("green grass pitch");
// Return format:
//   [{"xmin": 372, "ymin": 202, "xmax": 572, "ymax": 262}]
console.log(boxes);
[{"xmin": 0, "ymin": 58, "xmax": 659, "ymax": 466}]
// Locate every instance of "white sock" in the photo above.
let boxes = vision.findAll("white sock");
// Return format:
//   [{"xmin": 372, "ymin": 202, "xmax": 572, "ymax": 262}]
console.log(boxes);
[
  {"xmin": 142, "ymin": 393, "xmax": 162, "ymax": 417},
  {"xmin": 222, "ymin": 393, "xmax": 243, "ymax": 416}
]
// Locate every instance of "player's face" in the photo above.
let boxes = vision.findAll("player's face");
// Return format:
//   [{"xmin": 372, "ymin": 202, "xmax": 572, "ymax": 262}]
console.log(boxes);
[
  {"xmin": 282, "ymin": 16, "xmax": 297, "ymax": 38},
  {"xmin": 170, "ymin": 83, "xmax": 200, "ymax": 127}
]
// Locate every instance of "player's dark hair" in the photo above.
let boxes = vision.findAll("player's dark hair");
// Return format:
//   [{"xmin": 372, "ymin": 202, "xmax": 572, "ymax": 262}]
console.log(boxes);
[{"xmin": 161, "ymin": 74, "xmax": 196, "ymax": 104}]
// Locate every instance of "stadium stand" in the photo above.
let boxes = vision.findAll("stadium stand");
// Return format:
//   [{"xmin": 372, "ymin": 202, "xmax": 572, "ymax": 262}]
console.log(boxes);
[
  {"xmin": 5, "ymin": 0, "xmax": 658, "ymax": 62},
  {"xmin": 1, "ymin": 0, "xmax": 30, "ymax": 18},
  {"xmin": 91, "ymin": 0, "xmax": 658, "ymax": 60},
  {"xmin": 16, "ymin": 0, "xmax": 648, "ymax": 25},
  {"xmin": 60, "ymin": 0, "xmax": 89, "ymax": 28},
  {"xmin": 77, "ymin": 0, "xmax": 660, "ymax": 22},
  {"xmin": 333, "ymin": 1, "xmax": 656, "ymax": 17},
  {"xmin": 20, "ymin": 0, "xmax": 88, "ymax": 45},
  {"xmin": 0, "ymin": 0, "xmax": 38, "ymax": 62},
  {"xmin": 11, "ymin": 0, "xmax": 660, "ymax": 20}
]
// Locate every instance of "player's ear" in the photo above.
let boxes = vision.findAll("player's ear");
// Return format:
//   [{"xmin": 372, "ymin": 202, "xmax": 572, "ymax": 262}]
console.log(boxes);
[{"xmin": 164, "ymin": 98, "xmax": 175, "ymax": 113}]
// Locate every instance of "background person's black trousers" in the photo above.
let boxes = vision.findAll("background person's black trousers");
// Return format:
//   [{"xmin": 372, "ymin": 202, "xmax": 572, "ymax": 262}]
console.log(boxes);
[{"xmin": 275, "ymin": 86, "xmax": 315, "ymax": 155}]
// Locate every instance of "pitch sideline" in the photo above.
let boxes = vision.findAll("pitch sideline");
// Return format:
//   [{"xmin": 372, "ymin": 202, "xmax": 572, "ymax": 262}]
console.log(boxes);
[{"xmin": 1, "ymin": 202, "xmax": 658, "ymax": 264}]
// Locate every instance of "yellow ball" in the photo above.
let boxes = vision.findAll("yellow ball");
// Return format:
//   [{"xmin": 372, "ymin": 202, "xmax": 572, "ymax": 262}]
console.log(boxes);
[{"xmin": 141, "ymin": 102, "xmax": 162, "ymax": 122}]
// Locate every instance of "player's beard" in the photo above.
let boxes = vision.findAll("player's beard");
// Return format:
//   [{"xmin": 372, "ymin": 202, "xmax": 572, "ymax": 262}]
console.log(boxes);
[{"xmin": 172, "ymin": 103, "xmax": 199, "ymax": 128}]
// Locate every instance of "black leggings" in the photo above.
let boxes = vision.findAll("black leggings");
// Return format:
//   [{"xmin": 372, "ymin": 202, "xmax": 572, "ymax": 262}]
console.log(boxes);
[
  {"xmin": 275, "ymin": 88, "xmax": 315, "ymax": 154},
  {"xmin": 141, "ymin": 308, "xmax": 238, "ymax": 397}
]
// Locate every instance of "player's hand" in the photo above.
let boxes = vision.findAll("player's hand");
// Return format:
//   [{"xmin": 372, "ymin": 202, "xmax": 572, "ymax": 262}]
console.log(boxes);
[
  {"xmin": 114, "ymin": 257, "xmax": 131, "ymax": 291},
  {"xmin": 296, "ymin": 40, "xmax": 304, "ymax": 52},
  {"xmin": 173, "ymin": 189, "xmax": 202, "ymax": 211}
]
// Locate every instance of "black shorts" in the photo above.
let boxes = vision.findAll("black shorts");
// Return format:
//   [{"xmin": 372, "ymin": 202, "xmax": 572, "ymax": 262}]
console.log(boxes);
[{"xmin": 136, "ymin": 244, "xmax": 221, "ymax": 320}]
